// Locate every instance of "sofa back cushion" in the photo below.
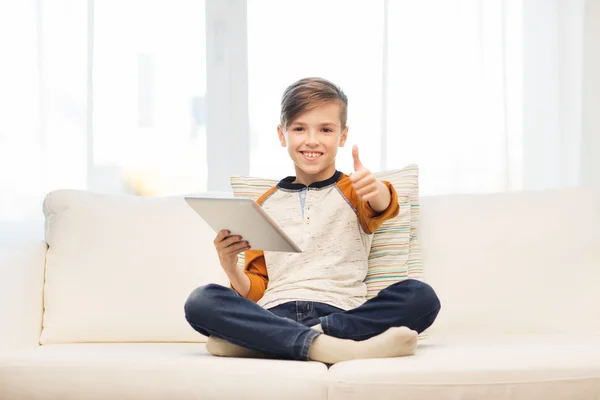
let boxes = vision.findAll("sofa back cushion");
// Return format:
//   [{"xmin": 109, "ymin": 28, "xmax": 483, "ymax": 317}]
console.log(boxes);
[
  {"xmin": 41, "ymin": 190, "xmax": 228, "ymax": 344},
  {"xmin": 420, "ymin": 188, "xmax": 600, "ymax": 336}
]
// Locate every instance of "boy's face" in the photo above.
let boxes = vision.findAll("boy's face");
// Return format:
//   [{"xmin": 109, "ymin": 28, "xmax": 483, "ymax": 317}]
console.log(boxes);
[{"xmin": 277, "ymin": 102, "xmax": 348, "ymax": 183}]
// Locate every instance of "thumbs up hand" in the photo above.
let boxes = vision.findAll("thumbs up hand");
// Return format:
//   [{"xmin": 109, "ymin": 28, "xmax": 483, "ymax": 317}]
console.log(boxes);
[{"xmin": 350, "ymin": 145, "xmax": 380, "ymax": 202}]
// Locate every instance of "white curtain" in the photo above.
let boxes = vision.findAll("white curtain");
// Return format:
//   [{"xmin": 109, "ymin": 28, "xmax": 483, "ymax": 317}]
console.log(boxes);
[
  {"xmin": 0, "ymin": 0, "xmax": 598, "ymax": 233},
  {"xmin": 385, "ymin": 0, "xmax": 513, "ymax": 195},
  {"xmin": 0, "ymin": 0, "xmax": 207, "ymax": 234},
  {"xmin": 384, "ymin": 0, "xmax": 592, "ymax": 195},
  {"xmin": 1, "ymin": 0, "xmax": 44, "ymax": 223}
]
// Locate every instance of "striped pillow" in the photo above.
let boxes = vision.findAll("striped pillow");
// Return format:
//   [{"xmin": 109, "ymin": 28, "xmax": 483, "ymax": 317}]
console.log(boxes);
[{"xmin": 230, "ymin": 164, "xmax": 422, "ymax": 298}]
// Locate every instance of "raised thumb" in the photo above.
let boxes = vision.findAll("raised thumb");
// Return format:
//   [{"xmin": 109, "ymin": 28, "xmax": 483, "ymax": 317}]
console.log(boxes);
[{"xmin": 352, "ymin": 145, "xmax": 362, "ymax": 171}]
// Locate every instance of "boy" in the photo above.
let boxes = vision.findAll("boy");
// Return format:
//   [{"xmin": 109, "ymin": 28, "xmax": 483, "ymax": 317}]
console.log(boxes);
[{"xmin": 184, "ymin": 77, "xmax": 440, "ymax": 364}]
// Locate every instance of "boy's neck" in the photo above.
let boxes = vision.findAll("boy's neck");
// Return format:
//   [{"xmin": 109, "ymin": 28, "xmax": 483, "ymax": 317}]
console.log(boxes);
[{"xmin": 292, "ymin": 165, "xmax": 337, "ymax": 186}]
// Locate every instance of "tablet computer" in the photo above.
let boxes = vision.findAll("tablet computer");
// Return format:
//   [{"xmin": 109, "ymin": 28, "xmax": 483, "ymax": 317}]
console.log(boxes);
[{"xmin": 184, "ymin": 197, "xmax": 302, "ymax": 253}]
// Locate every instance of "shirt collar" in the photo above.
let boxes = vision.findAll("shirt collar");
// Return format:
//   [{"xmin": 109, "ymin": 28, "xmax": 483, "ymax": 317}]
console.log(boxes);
[{"xmin": 277, "ymin": 170, "xmax": 342, "ymax": 191}]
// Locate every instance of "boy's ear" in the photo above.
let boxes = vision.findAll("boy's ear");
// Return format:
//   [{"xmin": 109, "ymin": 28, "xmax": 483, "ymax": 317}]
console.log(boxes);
[
  {"xmin": 277, "ymin": 125, "xmax": 287, "ymax": 147},
  {"xmin": 339, "ymin": 126, "xmax": 349, "ymax": 147}
]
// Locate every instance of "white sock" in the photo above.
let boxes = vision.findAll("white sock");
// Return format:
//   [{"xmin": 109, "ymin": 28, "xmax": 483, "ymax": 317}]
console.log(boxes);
[
  {"xmin": 308, "ymin": 326, "xmax": 417, "ymax": 364},
  {"xmin": 311, "ymin": 323, "xmax": 323, "ymax": 332},
  {"xmin": 206, "ymin": 336, "xmax": 270, "ymax": 359}
]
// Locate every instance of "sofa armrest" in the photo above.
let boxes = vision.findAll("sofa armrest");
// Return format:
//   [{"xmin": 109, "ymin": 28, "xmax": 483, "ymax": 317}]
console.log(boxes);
[{"xmin": 0, "ymin": 241, "xmax": 47, "ymax": 355}]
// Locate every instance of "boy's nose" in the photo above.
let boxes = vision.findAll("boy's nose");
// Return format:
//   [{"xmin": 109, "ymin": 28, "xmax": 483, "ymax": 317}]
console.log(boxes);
[{"xmin": 306, "ymin": 131, "xmax": 320, "ymax": 145}]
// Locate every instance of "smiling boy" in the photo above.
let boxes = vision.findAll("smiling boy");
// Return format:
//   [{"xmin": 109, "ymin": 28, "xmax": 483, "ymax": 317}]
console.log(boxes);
[{"xmin": 184, "ymin": 78, "xmax": 441, "ymax": 363}]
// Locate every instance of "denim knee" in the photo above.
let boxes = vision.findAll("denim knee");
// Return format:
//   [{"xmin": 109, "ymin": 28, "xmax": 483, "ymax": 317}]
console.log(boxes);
[
  {"xmin": 184, "ymin": 283, "xmax": 225, "ymax": 327},
  {"xmin": 405, "ymin": 279, "xmax": 441, "ymax": 332},
  {"xmin": 410, "ymin": 280, "xmax": 441, "ymax": 313}
]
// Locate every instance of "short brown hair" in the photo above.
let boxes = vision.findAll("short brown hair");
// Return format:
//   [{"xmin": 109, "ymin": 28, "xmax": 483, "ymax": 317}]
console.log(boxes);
[{"xmin": 280, "ymin": 77, "xmax": 348, "ymax": 130}]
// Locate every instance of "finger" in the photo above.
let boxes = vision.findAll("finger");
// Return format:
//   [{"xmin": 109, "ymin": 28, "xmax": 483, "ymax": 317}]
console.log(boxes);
[
  {"xmin": 356, "ymin": 182, "xmax": 379, "ymax": 197},
  {"xmin": 352, "ymin": 145, "xmax": 363, "ymax": 172},
  {"xmin": 360, "ymin": 186, "xmax": 379, "ymax": 198},
  {"xmin": 349, "ymin": 168, "xmax": 369, "ymax": 182},
  {"xmin": 361, "ymin": 192, "xmax": 377, "ymax": 202},
  {"xmin": 356, "ymin": 187, "xmax": 378, "ymax": 200},
  {"xmin": 352, "ymin": 173, "xmax": 376, "ymax": 188},
  {"xmin": 216, "ymin": 235, "xmax": 243, "ymax": 249},
  {"xmin": 214, "ymin": 230, "xmax": 230, "ymax": 243},
  {"xmin": 225, "ymin": 239, "xmax": 249, "ymax": 250},
  {"xmin": 224, "ymin": 241, "xmax": 251, "ymax": 255}
]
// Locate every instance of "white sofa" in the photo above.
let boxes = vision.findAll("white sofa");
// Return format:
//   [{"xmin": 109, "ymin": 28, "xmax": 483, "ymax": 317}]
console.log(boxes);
[{"xmin": 1, "ymin": 188, "xmax": 600, "ymax": 400}]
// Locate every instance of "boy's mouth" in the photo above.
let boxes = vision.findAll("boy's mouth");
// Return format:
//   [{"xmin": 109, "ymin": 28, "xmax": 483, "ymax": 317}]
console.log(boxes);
[{"xmin": 299, "ymin": 151, "xmax": 323, "ymax": 161}]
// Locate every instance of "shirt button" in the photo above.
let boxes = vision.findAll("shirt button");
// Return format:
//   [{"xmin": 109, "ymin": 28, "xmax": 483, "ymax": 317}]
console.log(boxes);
[
  {"xmin": 305, "ymin": 217, "xmax": 310, "ymax": 224},
  {"xmin": 301, "ymin": 193, "xmax": 306, "ymax": 199}
]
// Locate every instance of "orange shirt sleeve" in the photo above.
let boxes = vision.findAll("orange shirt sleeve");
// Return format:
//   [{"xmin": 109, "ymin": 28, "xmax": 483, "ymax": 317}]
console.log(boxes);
[
  {"xmin": 337, "ymin": 175, "xmax": 400, "ymax": 234},
  {"xmin": 240, "ymin": 249, "xmax": 268, "ymax": 302}
]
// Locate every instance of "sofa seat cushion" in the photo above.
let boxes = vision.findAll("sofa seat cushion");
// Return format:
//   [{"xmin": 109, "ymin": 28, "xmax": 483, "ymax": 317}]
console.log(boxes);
[
  {"xmin": 0, "ymin": 343, "xmax": 328, "ymax": 400},
  {"xmin": 328, "ymin": 335, "xmax": 600, "ymax": 400}
]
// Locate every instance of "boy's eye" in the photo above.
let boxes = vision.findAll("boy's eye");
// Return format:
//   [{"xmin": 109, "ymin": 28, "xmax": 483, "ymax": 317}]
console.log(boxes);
[
  {"xmin": 322, "ymin": 128, "xmax": 333, "ymax": 133},
  {"xmin": 293, "ymin": 127, "xmax": 305, "ymax": 132}
]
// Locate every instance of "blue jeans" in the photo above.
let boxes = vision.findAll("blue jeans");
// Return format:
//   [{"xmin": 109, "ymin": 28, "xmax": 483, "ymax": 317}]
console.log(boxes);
[{"xmin": 184, "ymin": 279, "xmax": 440, "ymax": 361}]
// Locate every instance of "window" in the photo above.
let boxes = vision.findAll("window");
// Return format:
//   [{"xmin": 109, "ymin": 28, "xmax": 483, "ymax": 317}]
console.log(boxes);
[{"xmin": 93, "ymin": 0, "xmax": 207, "ymax": 195}]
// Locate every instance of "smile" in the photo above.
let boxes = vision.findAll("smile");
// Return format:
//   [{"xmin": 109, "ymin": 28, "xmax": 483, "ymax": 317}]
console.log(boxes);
[{"xmin": 300, "ymin": 151, "xmax": 323, "ymax": 160}]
